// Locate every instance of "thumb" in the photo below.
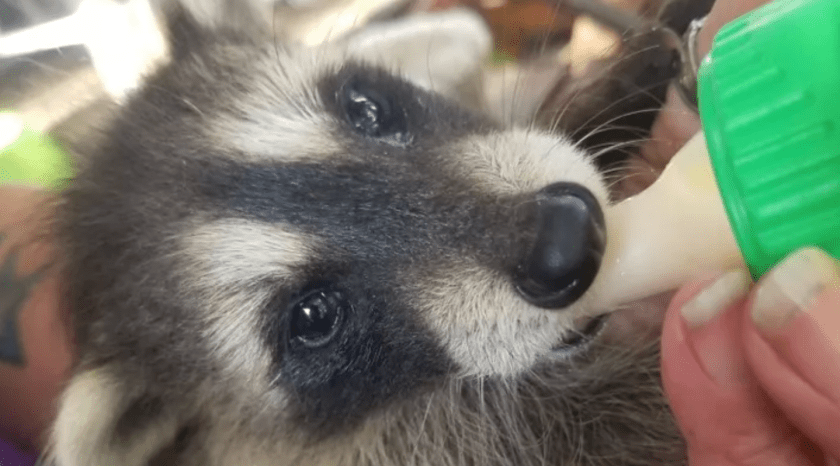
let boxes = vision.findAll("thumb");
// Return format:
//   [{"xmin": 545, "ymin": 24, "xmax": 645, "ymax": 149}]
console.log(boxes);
[
  {"xmin": 745, "ymin": 247, "xmax": 840, "ymax": 462},
  {"xmin": 661, "ymin": 270, "xmax": 818, "ymax": 466}
]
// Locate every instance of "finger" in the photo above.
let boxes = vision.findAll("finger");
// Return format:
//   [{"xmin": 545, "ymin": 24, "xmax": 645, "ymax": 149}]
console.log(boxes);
[
  {"xmin": 748, "ymin": 247, "xmax": 840, "ymax": 460},
  {"xmin": 662, "ymin": 270, "xmax": 818, "ymax": 466}
]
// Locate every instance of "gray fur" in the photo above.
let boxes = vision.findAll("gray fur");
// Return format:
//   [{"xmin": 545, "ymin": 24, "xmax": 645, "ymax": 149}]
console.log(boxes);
[{"xmin": 49, "ymin": 1, "xmax": 686, "ymax": 465}]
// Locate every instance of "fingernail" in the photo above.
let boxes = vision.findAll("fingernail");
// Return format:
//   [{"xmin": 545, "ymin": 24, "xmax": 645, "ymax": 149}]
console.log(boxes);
[
  {"xmin": 751, "ymin": 247, "xmax": 840, "ymax": 331},
  {"xmin": 681, "ymin": 269, "xmax": 753, "ymax": 388},
  {"xmin": 681, "ymin": 269, "xmax": 752, "ymax": 328}
]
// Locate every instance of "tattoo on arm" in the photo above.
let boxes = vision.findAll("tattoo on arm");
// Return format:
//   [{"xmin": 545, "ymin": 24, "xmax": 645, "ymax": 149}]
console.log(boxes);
[{"xmin": 0, "ymin": 232, "xmax": 46, "ymax": 366}]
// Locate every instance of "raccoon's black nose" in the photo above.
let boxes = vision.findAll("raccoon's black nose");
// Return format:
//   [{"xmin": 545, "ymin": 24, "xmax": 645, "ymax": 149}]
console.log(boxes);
[{"xmin": 515, "ymin": 182, "xmax": 605, "ymax": 309}]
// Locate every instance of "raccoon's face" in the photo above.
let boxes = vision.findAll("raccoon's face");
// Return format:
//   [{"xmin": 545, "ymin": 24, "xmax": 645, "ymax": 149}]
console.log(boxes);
[{"xmin": 52, "ymin": 17, "xmax": 680, "ymax": 466}]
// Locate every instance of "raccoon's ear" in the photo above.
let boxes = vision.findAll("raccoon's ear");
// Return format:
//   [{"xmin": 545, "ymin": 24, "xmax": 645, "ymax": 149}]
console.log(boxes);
[
  {"xmin": 344, "ymin": 9, "xmax": 492, "ymax": 103},
  {"xmin": 153, "ymin": 0, "xmax": 272, "ymax": 60},
  {"xmin": 48, "ymin": 369, "xmax": 184, "ymax": 466},
  {"xmin": 155, "ymin": 0, "xmax": 272, "ymax": 32}
]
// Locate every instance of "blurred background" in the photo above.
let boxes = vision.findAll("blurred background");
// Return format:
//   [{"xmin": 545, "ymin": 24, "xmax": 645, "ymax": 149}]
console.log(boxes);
[{"xmin": 0, "ymin": 0, "xmax": 674, "ymax": 155}]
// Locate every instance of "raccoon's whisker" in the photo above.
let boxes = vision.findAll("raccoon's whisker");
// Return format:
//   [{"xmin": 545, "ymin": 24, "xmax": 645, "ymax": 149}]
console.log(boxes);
[
  {"xmin": 553, "ymin": 84, "xmax": 669, "ymax": 141},
  {"xmin": 509, "ymin": 59, "xmax": 528, "ymax": 128},
  {"xmin": 544, "ymin": 77, "xmax": 592, "ymax": 137},
  {"xmin": 587, "ymin": 137, "xmax": 651, "ymax": 161},
  {"xmin": 508, "ymin": 3, "xmax": 573, "ymax": 130},
  {"xmin": 542, "ymin": 41, "xmax": 660, "ymax": 135},
  {"xmin": 599, "ymin": 168, "xmax": 635, "ymax": 188},
  {"xmin": 272, "ymin": 4, "xmax": 282, "ymax": 70},
  {"xmin": 615, "ymin": 40, "xmax": 668, "ymax": 63},
  {"xmin": 586, "ymin": 138, "xmax": 647, "ymax": 159},
  {"xmin": 563, "ymin": 84, "xmax": 667, "ymax": 146},
  {"xmin": 424, "ymin": 39, "xmax": 437, "ymax": 99},
  {"xmin": 182, "ymin": 97, "xmax": 205, "ymax": 117},
  {"xmin": 579, "ymin": 128, "xmax": 650, "ymax": 158},
  {"xmin": 604, "ymin": 160, "xmax": 652, "ymax": 185},
  {"xmin": 531, "ymin": 2, "xmax": 567, "ymax": 66},
  {"xmin": 602, "ymin": 162, "xmax": 651, "ymax": 192},
  {"xmin": 543, "ymin": 40, "xmax": 666, "ymax": 135},
  {"xmin": 602, "ymin": 142, "xmax": 677, "ymax": 188},
  {"xmin": 477, "ymin": 376, "xmax": 491, "ymax": 455},
  {"xmin": 511, "ymin": 63, "xmax": 525, "ymax": 129},
  {"xmin": 498, "ymin": 60, "xmax": 512, "ymax": 128},
  {"xmin": 267, "ymin": 369, "xmax": 284, "ymax": 389},
  {"xmin": 573, "ymin": 107, "xmax": 662, "ymax": 148},
  {"xmin": 409, "ymin": 394, "xmax": 436, "ymax": 461}
]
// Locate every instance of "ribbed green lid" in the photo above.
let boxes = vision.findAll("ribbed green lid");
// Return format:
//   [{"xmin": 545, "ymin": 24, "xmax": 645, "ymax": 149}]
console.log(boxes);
[
  {"xmin": 698, "ymin": 0, "xmax": 840, "ymax": 278},
  {"xmin": 0, "ymin": 112, "xmax": 74, "ymax": 190}
]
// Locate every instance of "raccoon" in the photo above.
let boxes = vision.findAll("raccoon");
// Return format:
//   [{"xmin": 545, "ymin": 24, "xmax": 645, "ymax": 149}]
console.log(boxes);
[{"xmin": 49, "ymin": 2, "xmax": 695, "ymax": 465}]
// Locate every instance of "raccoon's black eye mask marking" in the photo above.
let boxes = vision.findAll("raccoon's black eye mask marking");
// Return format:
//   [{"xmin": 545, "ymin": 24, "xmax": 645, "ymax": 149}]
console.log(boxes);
[
  {"xmin": 340, "ymin": 77, "xmax": 411, "ymax": 147},
  {"xmin": 266, "ymin": 273, "xmax": 452, "ymax": 435},
  {"xmin": 288, "ymin": 283, "xmax": 349, "ymax": 348}
]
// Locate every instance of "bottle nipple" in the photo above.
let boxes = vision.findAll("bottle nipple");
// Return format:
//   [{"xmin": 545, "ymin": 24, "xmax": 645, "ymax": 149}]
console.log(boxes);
[{"xmin": 591, "ymin": 133, "xmax": 745, "ymax": 309}]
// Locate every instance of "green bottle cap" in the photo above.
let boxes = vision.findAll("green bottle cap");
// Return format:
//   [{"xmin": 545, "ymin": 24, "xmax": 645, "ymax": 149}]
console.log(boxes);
[
  {"xmin": 698, "ymin": 0, "xmax": 840, "ymax": 278},
  {"xmin": 0, "ymin": 112, "xmax": 74, "ymax": 190}
]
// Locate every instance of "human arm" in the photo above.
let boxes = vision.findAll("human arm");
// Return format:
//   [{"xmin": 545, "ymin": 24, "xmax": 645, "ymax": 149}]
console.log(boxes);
[{"xmin": 0, "ymin": 186, "xmax": 73, "ymax": 451}]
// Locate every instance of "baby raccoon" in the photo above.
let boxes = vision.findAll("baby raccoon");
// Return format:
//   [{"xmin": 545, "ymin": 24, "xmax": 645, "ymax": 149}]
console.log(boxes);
[{"xmin": 50, "ymin": 2, "xmax": 693, "ymax": 465}]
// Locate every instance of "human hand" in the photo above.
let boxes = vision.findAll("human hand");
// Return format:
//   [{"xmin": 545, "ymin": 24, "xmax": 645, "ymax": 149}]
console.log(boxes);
[{"xmin": 661, "ymin": 247, "xmax": 840, "ymax": 466}]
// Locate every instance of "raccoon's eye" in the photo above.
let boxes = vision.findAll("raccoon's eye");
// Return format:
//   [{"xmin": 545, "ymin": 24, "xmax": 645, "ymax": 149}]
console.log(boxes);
[
  {"xmin": 289, "ymin": 287, "xmax": 349, "ymax": 348},
  {"xmin": 340, "ymin": 78, "xmax": 410, "ymax": 146}
]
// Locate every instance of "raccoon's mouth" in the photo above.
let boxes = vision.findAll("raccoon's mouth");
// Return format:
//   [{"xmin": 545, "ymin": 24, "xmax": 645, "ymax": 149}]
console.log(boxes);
[
  {"xmin": 594, "ymin": 137, "xmax": 686, "ymax": 343},
  {"xmin": 552, "ymin": 313, "xmax": 608, "ymax": 351}
]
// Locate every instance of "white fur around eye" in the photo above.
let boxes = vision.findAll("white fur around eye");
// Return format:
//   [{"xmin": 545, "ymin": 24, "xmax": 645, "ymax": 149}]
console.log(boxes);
[
  {"xmin": 446, "ymin": 129, "xmax": 609, "ymax": 203},
  {"xmin": 177, "ymin": 219, "xmax": 316, "ymax": 391},
  {"xmin": 203, "ymin": 48, "xmax": 344, "ymax": 164}
]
